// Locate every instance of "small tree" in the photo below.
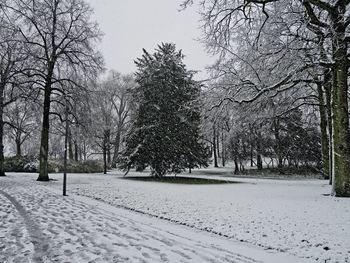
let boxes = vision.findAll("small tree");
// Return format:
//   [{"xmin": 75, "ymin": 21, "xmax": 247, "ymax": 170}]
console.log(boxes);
[
  {"xmin": 120, "ymin": 43, "xmax": 208, "ymax": 177},
  {"xmin": 5, "ymin": 99, "xmax": 37, "ymax": 157}
]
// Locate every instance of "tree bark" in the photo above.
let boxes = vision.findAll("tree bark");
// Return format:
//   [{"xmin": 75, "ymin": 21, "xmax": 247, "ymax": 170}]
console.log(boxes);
[
  {"xmin": 74, "ymin": 140, "xmax": 79, "ymax": 162},
  {"xmin": 68, "ymin": 127, "xmax": 74, "ymax": 160},
  {"xmin": 273, "ymin": 117, "xmax": 283, "ymax": 173},
  {"xmin": 112, "ymin": 128, "xmax": 121, "ymax": 167},
  {"xmin": 234, "ymin": 157, "xmax": 239, "ymax": 174},
  {"xmin": 213, "ymin": 127, "xmax": 218, "ymax": 167},
  {"xmin": 256, "ymin": 133, "xmax": 263, "ymax": 170},
  {"xmin": 83, "ymin": 140, "xmax": 87, "ymax": 161},
  {"xmin": 221, "ymin": 129, "xmax": 225, "ymax": 167},
  {"xmin": 103, "ymin": 129, "xmax": 108, "ymax": 174},
  {"xmin": 324, "ymin": 70, "xmax": 333, "ymax": 185},
  {"xmin": 250, "ymin": 142, "xmax": 254, "ymax": 167},
  {"xmin": 331, "ymin": 23, "xmax": 350, "ymax": 196},
  {"xmin": 216, "ymin": 126, "xmax": 221, "ymax": 159},
  {"xmin": 317, "ymin": 80, "xmax": 330, "ymax": 180},
  {"xmin": 38, "ymin": 73, "xmax": 53, "ymax": 181},
  {"xmin": 106, "ymin": 129, "xmax": 111, "ymax": 165},
  {"xmin": 0, "ymin": 84, "xmax": 5, "ymax": 177},
  {"xmin": 15, "ymin": 137, "xmax": 22, "ymax": 157}
]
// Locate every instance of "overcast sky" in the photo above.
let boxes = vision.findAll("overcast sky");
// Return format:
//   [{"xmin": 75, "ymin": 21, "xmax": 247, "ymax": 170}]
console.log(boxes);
[{"xmin": 85, "ymin": 0, "xmax": 213, "ymax": 80}]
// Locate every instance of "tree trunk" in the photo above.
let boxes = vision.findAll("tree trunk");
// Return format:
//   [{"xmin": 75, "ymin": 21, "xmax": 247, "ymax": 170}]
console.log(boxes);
[
  {"xmin": 213, "ymin": 127, "xmax": 218, "ymax": 167},
  {"xmin": 242, "ymin": 139, "xmax": 247, "ymax": 163},
  {"xmin": 273, "ymin": 117, "xmax": 283, "ymax": 173},
  {"xmin": 234, "ymin": 157, "xmax": 239, "ymax": 174},
  {"xmin": 325, "ymin": 79, "xmax": 333, "ymax": 185},
  {"xmin": 317, "ymin": 80, "xmax": 330, "ymax": 180},
  {"xmin": 68, "ymin": 130, "xmax": 74, "ymax": 161},
  {"xmin": 103, "ymin": 130, "xmax": 108, "ymax": 174},
  {"xmin": 217, "ymin": 126, "xmax": 221, "ymax": 159},
  {"xmin": 331, "ymin": 26, "xmax": 350, "ymax": 196},
  {"xmin": 106, "ymin": 129, "xmax": 111, "ymax": 165},
  {"xmin": 256, "ymin": 133, "xmax": 263, "ymax": 170},
  {"xmin": 83, "ymin": 140, "xmax": 87, "ymax": 161},
  {"xmin": 250, "ymin": 142, "xmax": 254, "ymax": 167},
  {"xmin": 112, "ymin": 128, "xmax": 121, "ymax": 167},
  {"xmin": 221, "ymin": 129, "xmax": 225, "ymax": 167},
  {"xmin": 240, "ymin": 160, "xmax": 245, "ymax": 172},
  {"xmin": 0, "ymin": 85, "xmax": 5, "ymax": 177},
  {"xmin": 15, "ymin": 137, "xmax": 22, "ymax": 157},
  {"xmin": 74, "ymin": 140, "xmax": 79, "ymax": 162},
  {"xmin": 38, "ymin": 82, "xmax": 52, "ymax": 181}
]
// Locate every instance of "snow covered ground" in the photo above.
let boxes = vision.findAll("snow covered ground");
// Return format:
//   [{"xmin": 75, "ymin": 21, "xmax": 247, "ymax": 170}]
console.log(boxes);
[
  {"xmin": 0, "ymin": 173, "xmax": 314, "ymax": 263},
  {"xmin": 1, "ymin": 170, "xmax": 349, "ymax": 262},
  {"xmin": 46, "ymin": 169, "xmax": 349, "ymax": 263}
]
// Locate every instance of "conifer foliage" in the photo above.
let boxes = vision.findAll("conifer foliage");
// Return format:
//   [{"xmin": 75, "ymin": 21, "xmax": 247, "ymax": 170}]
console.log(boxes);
[{"xmin": 120, "ymin": 43, "xmax": 208, "ymax": 177}]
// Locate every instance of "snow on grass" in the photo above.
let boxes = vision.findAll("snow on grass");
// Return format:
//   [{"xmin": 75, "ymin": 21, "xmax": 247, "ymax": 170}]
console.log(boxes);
[
  {"xmin": 0, "ymin": 174, "xmax": 312, "ymax": 263},
  {"xmin": 40, "ymin": 169, "xmax": 350, "ymax": 263}
]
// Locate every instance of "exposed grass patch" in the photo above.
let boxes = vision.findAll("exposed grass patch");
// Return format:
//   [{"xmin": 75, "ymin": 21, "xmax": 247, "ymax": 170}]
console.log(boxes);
[
  {"xmin": 191, "ymin": 167, "xmax": 322, "ymax": 179},
  {"xmin": 240, "ymin": 167, "xmax": 322, "ymax": 178},
  {"xmin": 122, "ymin": 176, "xmax": 239, "ymax": 184},
  {"xmin": 190, "ymin": 169, "xmax": 233, "ymax": 176}
]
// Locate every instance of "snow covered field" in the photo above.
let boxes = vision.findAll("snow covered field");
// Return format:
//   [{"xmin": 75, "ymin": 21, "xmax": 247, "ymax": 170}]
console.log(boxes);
[
  {"xmin": 1, "ymin": 170, "xmax": 349, "ymax": 262},
  {"xmin": 0, "ymin": 173, "xmax": 312, "ymax": 263}
]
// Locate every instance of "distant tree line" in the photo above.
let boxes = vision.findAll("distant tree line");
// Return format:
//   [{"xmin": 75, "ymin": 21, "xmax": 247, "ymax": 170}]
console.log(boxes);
[{"xmin": 182, "ymin": 0, "xmax": 350, "ymax": 197}]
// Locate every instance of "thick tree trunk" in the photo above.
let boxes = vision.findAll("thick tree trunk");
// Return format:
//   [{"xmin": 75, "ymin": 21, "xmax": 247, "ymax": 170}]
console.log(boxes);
[
  {"xmin": 0, "ymin": 85, "xmax": 5, "ymax": 177},
  {"xmin": 213, "ymin": 127, "xmax": 218, "ymax": 167},
  {"xmin": 317, "ymin": 80, "xmax": 330, "ymax": 180},
  {"xmin": 331, "ymin": 29, "xmax": 350, "ymax": 196},
  {"xmin": 15, "ymin": 137, "xmax": 22, "ymax": 157},
  {"xmin": 38, "ymin": 84, "xmax": 52, "ymax": 181}
]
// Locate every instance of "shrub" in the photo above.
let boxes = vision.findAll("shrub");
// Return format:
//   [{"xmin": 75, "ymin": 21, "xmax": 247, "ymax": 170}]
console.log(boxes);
[
  {"xmin": 66, "ymin": 160, "xmax": 104, "ymax": 173},
  {"xmin": 4, "ymin": 156, "xmax": 37, "ymax": 173},
  {"xmin": 49, "ymin": 159, "xmax": 104, "ymax": 173},
  {"xmin": 4, "ymin": 156, "xmax": 104, "ymax": 174}
]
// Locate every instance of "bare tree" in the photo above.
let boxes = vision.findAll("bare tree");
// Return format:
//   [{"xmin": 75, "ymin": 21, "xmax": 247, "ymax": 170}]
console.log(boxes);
[
  {"xmin": 90, "ymin": 81, "xmax": 115, "ymax": 174},
  {"xmin": 5, "ymin": 99, "xmax": 36, "ymax": 156},
  {"xmin": 183, "ymin": 0, "xmax": 350, "ymax": 197},
  {"xmin": 2, "ymin": 0, "xmax": 103, "ymax": 180},
  {"xmin": 107, "ymin": 72, "xmax": 133, "ymax": 167},
  {"xmin": 0, "ymin": 14, "xmax": 27, "ymax": 176}
]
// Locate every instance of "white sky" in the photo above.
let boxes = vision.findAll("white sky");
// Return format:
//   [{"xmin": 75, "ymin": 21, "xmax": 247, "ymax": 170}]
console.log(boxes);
[{"xmin": 85, "ymin": 0, "xmax": 213, "ymax": 80}]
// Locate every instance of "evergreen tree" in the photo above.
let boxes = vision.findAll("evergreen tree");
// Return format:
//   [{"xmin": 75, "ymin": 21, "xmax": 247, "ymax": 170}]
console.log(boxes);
[{"xmin": 120, "ymin": 43, "xmax": 208, "ymax": 177}]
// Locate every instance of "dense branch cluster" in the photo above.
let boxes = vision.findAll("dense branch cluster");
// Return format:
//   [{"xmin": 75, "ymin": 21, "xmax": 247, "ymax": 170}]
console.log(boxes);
[{"xmin": 183, "ymin": 0, "xmax": 350, "ymax": 196}]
